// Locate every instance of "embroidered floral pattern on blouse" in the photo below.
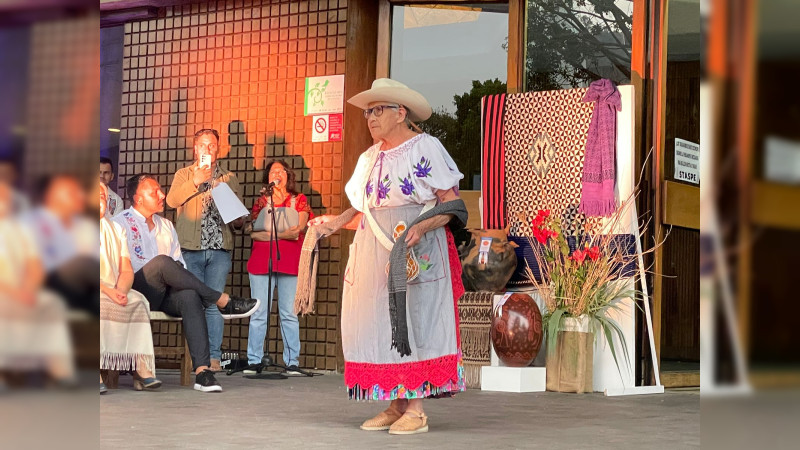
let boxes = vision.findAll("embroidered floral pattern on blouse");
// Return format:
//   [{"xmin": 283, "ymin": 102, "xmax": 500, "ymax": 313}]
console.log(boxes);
[
  {"xmin": 377, "ymin": 175, "xmax": 391, "ymax": 200},
  {"xmin": 414, "ymin": 156, "xmax": 432, "ymax": 178},
  {"xmin": 122, "ymin": 211, "xmax": 146, "ymax": 261},
  {"xmin": 399, "ymin": 174, "xmax": 415, "ymax": 196},
  {"xmin": 365, "ymin": 181, "xmax": 373, "ymax": 197}
]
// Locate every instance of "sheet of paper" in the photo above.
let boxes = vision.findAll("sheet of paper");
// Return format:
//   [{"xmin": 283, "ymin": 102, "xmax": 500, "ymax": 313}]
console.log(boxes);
[{"xmin": 210, "ymin": 183, "xmax": 249, "ymax": 224}]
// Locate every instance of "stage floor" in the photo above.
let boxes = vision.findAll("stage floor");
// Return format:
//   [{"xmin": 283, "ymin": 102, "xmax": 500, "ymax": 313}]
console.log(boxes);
[{"xmin": 99, "ymin": 370, "xmax": 699, "ymax": 449}]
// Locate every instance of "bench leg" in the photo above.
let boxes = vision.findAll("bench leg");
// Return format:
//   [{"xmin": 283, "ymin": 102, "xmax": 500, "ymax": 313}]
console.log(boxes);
[
  {"xmin": 101, "ymin": 369, "xmax": 120, "ymax": 389},
  {"xmin": 180, "ymin": 331, "xmax": 193, "ymax": 387}
]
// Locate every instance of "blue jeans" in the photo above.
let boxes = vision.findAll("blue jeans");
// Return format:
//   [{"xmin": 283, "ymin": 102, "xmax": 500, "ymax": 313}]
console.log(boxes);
[
  {"xmin": 247, "ymin": 272, "xmax": 301, "ymax": 367},
  {"xmin": 183, "ymin": 249, "xmax": 231, "ymax": 361}
]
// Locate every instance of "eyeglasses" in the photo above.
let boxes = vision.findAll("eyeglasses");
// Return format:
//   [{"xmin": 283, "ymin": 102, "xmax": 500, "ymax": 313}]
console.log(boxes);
[
  {"xmin": 363, "ymin": 104, "xmax": 399, "ymax": 119},
  {"xmin": 194, "ymin": 128, "xmax": 220, "ymax": 140},
  {"xmin": 268, "ymin": 169, "xmax": 286, "ymax": 177}
]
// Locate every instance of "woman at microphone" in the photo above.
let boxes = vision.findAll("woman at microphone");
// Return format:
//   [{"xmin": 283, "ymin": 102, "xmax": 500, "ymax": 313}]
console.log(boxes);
[{"xmin": 244, "ymin": 160, "xmax": 313, "ymax": 375}]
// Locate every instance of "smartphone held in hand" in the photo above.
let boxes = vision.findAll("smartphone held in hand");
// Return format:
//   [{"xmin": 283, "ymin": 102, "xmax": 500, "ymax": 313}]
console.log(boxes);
[{"xmin": 200, "ymin": 154, "xmax": 212, "ymax": 169}]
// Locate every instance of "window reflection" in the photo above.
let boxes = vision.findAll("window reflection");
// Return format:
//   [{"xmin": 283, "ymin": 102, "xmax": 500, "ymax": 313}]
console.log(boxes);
[
  {"xmin": 524, "ymin": 0, "xmax": 633, "ymax": 91},
  {"xmin": 391, "ymin": 4, "xmax": 509, "ymax": 190}
]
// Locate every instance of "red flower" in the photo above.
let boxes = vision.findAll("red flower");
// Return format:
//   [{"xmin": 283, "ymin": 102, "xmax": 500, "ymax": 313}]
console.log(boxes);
[
  {"xmin": 571, "ymin": 249, "xmax": 586, "ymax": 264},
  {"xmin": 533, "ymin": 227, "xmax": 548, "ymax": 244},
  {"xmin": 539, "ymin": 209, "xmax": 551, "ymax": 218},
  {"xmin": 586, "ymin": 246, "xmax": 601, "ymax": 261}
]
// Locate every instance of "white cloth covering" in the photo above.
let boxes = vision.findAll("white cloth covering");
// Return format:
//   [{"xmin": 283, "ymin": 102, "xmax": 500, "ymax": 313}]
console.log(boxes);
[{"xmin": 99, "ymin": 217, "xmax": 155, "ymax": 373}]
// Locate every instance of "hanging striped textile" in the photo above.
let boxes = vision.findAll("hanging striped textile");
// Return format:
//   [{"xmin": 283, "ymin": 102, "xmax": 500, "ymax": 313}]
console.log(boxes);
[{"xmin": 481, "ymin": 94, "xmax": 507, "ymax": 229}]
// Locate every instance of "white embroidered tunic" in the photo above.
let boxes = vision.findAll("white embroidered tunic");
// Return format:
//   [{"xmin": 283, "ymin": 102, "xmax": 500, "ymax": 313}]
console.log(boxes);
[
  {"xmin": 111, "ymin": 208, "xmax": 185, "ymax": 273},
  {"xmin": 345, "ymin": 133, "xmax": 463, "ymax": 211}
]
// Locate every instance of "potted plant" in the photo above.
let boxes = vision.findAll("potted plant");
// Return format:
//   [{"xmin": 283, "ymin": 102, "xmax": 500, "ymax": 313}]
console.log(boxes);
[{"xmin": 523, "ymin": 198, "xmax": 649, "ymax": 393}]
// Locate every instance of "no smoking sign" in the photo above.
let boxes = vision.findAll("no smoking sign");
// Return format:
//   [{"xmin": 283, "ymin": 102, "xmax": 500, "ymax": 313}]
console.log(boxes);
[{"xmin": 311, "ymin": 113, "xmax": 342, "ymax": 143}]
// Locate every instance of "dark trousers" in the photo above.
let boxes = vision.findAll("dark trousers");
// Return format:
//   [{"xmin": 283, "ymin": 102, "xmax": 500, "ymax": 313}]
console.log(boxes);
[
  {"xmin": 132, "ymin": 255, "xmax": 223, "ymax": 371},
  {"xmin": 46, "ymin": 256, "xmax": 100, "ymax": 315}
]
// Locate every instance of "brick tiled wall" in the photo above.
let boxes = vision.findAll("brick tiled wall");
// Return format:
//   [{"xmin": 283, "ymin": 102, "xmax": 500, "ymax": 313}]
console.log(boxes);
[{"xmin": 118, "ymin": 0, "xmax": 348, "ymax": 370}]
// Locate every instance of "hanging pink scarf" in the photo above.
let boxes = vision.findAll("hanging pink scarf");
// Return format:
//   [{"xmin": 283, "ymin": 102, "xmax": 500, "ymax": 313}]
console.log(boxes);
[{"xmin": 579, "ymin": 79, "xmax": 621, "ymax": 217}]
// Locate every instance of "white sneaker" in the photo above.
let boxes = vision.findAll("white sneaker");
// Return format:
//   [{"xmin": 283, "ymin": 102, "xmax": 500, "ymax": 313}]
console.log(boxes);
[
  {"xmin": 193, "ymin": 369, "xmax": 223, "ymax": 393},
  {"xmin": 284, "ymin": 365, "xmax": 304, "ymax": 376}
]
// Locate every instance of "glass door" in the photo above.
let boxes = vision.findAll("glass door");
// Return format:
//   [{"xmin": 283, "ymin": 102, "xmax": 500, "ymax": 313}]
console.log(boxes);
[{"xmin": 388, "ymin": 3, "xmax": 510, "ymax": 193}]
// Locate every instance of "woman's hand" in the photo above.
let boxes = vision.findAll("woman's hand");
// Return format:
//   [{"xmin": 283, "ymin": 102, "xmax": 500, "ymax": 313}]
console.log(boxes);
[
  {"xmin": 102, "ymin": 285, "xmax": 128, "ymax": 306},
  {"xmin": 308, "ymin": 215, "xmax": 334, "ymax": 227},
  {"xmin": 405, "ymin": 214, "xmax": 453, "ymax": 247},
  {"xmin": 404, "ymin": 224, "xmax": 428, "ymax": 248},
  {"xmin": 280, "ymin": 226, "xmax": 302, "ymax": 241},
  {"xmin": 250, "ymin": 230, "xmax": 273, "ymax": 242}
]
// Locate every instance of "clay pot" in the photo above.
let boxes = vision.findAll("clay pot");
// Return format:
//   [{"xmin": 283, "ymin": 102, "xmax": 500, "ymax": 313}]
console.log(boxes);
[
  {"xmin": 459, "ymin": 228, "xmax": 519, "ymax": 292},
  {"xmin": 490, "ymin": 293, "xmax": 544, "ymax": 367}
]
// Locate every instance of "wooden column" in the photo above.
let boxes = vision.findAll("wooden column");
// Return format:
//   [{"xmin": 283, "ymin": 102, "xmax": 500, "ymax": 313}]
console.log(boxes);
[
  {"xmin": 341, "ymin": 0, "xmax": 380, "ymax": 372},
  {"xmin": 376, "ymin": 0, "xmax": 392, "ymax": 79},
  {"xmin": 735, "ymin": 0, "xmax": 759, "ymax": 361},
  {"xmin": 507, "ymin": 0, "xmax": 525, "ymax": 94},
  {"xmin": 650, "ymin": 0, "xmax": 670, "ymax": 368}
]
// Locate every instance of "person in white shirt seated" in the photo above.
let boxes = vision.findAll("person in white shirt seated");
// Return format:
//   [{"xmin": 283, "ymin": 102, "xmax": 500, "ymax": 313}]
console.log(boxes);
[{"xmin": 112, "ymin": 173, "xmax": 260, "ymax": 392}]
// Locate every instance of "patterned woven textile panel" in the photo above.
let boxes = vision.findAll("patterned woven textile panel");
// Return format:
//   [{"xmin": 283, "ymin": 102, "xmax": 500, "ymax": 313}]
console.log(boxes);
[
  {"xmin": 457, "ymin": 291, "xmax": 495, "ymax": 389},
  {"xmin": 480, "ymin": 94, "xmax": 507, "ymax": 230},
  {"xmin": 504, "ymin": 88, "xmax": 604, "ymax": 237}
]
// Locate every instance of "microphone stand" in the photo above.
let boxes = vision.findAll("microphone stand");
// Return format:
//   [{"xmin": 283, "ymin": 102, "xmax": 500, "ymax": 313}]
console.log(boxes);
[{"xmin": 227, "ymin": 184, "xmax": 313, "ymax": 379}]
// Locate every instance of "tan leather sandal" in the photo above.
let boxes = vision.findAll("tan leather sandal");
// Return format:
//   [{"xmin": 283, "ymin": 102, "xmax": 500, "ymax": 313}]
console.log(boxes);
[
  {"xmin": 388, "ymin": 411, "xmax": 429, "ymax": 435},
  {"xmin": 360, "ymin": 407, "xmax": 403, "ymax": 431}
]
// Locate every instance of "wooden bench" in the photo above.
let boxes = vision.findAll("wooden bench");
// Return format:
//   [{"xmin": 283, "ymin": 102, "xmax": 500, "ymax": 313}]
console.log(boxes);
[
  {"xmin": 101, "ymin": 311, "xmax": 193, "ymax": 388},
  {"xmin": 150, "ymin": 311, "xmax": 193, "ymax": 386}
]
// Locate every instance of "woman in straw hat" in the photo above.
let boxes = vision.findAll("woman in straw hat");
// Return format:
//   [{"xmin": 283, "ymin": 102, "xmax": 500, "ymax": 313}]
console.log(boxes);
[{"xmin": 307, "ymin": 79, "xmax": 467, "ymax": 434}]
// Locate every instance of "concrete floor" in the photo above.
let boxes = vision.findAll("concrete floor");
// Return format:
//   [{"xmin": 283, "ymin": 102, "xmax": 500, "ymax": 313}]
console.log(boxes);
[{"xmin": 100, "ymin": 369, "xmax": 699, "ymax": 449}]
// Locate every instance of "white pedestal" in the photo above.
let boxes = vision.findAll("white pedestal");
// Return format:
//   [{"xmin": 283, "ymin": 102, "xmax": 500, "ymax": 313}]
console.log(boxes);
[
  {"xmin": 496, "ymin": 288, "xmax": 637, "ymax": 394},
  {"xmin": 481, "ymin": 366, "xmax": 546, "ymax": 392}
]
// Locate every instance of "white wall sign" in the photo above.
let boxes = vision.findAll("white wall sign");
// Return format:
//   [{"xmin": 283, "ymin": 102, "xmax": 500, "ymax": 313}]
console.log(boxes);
[
  {"xmin": 304, "ymin": 75, "xmax": 344, "ymax": 116},
  {"xmin": 311, "ymin": 114, "xmax": 343, "ymax": 143},
  {"xmin": 674, "ymin": 138, "xmax": 700, "ymax": 184}
]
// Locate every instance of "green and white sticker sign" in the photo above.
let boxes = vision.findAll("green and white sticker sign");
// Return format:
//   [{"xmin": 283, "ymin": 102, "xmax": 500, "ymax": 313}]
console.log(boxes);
[{"xmin": 304, "ymin": 75, "xmax": 344, "ymax": 116}]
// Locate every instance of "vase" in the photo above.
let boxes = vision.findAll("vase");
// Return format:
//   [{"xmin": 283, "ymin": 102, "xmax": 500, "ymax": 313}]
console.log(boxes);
[
  {"xmin": 546, "ymin": 315, "xmax": 594, "ymax": 393},
  {"xmin": 490, "ymin": 293, "xmax": 543, "ymax": 367},
  {"xmin": 459, "ymin": 228, "xmax": 519, "ymax": 292}
]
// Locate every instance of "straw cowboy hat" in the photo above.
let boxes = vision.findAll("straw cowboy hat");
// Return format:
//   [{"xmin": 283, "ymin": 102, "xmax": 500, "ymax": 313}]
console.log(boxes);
[{"xmin": 347, "ymin": 78, "xmax": 432, "ymax": 122}]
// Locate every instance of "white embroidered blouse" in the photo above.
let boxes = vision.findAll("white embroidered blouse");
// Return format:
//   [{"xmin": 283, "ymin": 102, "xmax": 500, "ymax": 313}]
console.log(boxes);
[
  {"xmin": 111, "ymin": 207, "xmax": 185, "ymax": 273},
  {"xmin": 345, "ymin": 133, "xmax": 463, "ymax": 211}
]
